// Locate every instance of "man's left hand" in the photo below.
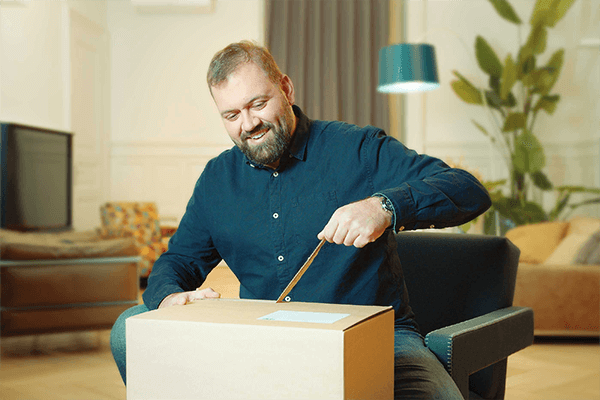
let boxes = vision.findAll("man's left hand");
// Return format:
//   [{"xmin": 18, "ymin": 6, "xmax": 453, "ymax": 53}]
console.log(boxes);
[{"xmin": 317, "ymin": 197, "xmax": 392, "ymax": 248}]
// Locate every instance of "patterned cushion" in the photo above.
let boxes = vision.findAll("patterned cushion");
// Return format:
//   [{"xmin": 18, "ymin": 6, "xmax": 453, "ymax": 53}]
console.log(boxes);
[{"xmin": 99, "ymin": 202, "xmax": 167, "ymax": 278}]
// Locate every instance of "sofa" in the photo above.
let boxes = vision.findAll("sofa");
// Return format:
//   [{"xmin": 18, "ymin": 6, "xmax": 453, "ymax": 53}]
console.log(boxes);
[
  {"xmin": 507, "ymin": 216, "xmax": 600, "ymax": 336},
  {"xmin": 0, "ymin": 229, "xmax": 140, "ymax": 336}
]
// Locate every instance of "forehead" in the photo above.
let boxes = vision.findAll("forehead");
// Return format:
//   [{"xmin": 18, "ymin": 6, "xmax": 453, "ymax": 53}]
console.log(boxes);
[{"xmin": 211, "ymin": 62, "xmax": 279, "ymax": 112}]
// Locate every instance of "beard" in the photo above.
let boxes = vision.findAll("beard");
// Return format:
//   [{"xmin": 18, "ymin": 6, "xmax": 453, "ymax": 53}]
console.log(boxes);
[{"xmin": 236, "ymin": 109, "xmax": 295, "ymax": 166}]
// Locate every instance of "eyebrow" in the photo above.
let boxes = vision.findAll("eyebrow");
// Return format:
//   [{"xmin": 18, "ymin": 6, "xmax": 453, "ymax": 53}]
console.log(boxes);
[{"xmin": 221, "ymin": 95, "xmax": 268, "ymax": 117}]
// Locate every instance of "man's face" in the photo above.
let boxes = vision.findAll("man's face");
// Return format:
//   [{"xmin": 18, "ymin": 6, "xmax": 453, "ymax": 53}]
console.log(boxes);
[{"xmin": 211, "ymin": 62, "xmax": 297, "ymax": 168}]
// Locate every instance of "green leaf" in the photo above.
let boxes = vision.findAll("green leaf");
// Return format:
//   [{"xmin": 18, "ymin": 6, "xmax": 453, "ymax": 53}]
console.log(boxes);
[
  {"xmin": 502, "ymin": 112, "xmax": 526, "ymax": 131},
  {"xmin": 489, "ymin": 75, "xmax": 501, "ymax": 93},
  {"xmin": 530, "ymin": 0, "xmax": 554, "ymax": 27},
  {"xmin": 514, "ymin": 131, "xmax": 546, "ymax": 173},
  {"xmin": 546, "ymin": 0, "xmax": 577, "ymax": 27},
  {"xmin": 542, "ymin": 49, "xmax": 565, "ymax": 94},
  {"xmin": 528, "ymin": 67, "xmax": 555, "ymax": 94},
  {"xmin": 549, "ymin": 193, "xmax": 570, "ymax": 220},
  {"xmin": 518, "ymin": 201, "xmax": 549, "ymax": 224},
  {"xmin": 485, "ymin": 90, "xmax": 503, "ymax": 109},
  {"xmin": 505, "ymin": 92, "xmax": 517, "ymax": 107},
  {"xmin": 476, "ymin": 36, "xmax": 504, "ymax": 77},
  {"xmin": 451, "ymin": 71, "xmax": 483, "ymax": 105},
  {"xmin": 531, "ymin": 0, "xmax": 576, "ymax": 27},
  {"xmin": 452, "ymin": 81, "xmax": 484, "ymax": 105},
  {"xmin": 525, "ymin": 23, "xmax": 548, "ymax": 55},
  {"xmin": 518, "ymin": 53, "xmax": 536, "ymax": 78},
  {"xmin": 531, "ymin": 171, "xmax": 553, "ymax": 190},
  {"xmin": 570, "ymin": 197, "xmax": 600, "ymax": 207},
  {"xmin": 534, "ymin": 94, "xmax": 560, "ymax": 114},
  {"xmin": 484, "ymin": 90, "xmax": 517, "ymax": 110},
  {"xmin": 471, "ymin": 120, "xmax": 494, "ymax": 140},
  {"xmin": 484, "ymin": 179, "xmax": 507, "ymax": 192},
  {"xmin": 493, "ymin": 196, "xmax": 548, "ymax": 225},
  {"xmin": 500, "ymin": 54, "xmax": 517, "ymax": 100},
  {"xmin": 488, "ymin": 0, "xmax": 522, "ymax": 24},
  {"xmin": 555, "ymin": 185, "xmax": 600, "ymax": 195}
]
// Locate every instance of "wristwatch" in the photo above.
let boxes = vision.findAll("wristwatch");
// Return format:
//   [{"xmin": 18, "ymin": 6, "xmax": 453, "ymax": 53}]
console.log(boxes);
[{"xmin": 375, "ymin": 195, "xmax": 394, "ymax": 215}]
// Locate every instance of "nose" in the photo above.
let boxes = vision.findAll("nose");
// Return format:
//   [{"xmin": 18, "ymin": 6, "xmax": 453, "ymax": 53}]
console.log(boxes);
[{"xmin": 240, "ymin": 110, "xmax": 260, "ymax": 133}]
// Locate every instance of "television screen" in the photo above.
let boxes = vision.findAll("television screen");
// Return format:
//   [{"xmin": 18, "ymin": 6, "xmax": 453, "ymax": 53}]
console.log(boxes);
[{"xmin": 0, "ymin": 123, "xmax": 73, "ymax": 232}]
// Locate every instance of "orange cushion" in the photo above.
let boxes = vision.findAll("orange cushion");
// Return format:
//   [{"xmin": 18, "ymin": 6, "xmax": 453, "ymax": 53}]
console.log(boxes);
[
  {"xmin": 566, "ymin": 216, "xmax": 600, "ymax": 237},
  {"xmin": 506, "ymin": 221, "xmax": 569, "ymax": 263}
]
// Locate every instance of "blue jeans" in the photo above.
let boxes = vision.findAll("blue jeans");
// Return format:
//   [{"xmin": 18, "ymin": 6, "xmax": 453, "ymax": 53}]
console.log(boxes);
[{"xmin": 111, "ymin": 305, "xmax": 463, "ymax": 399}]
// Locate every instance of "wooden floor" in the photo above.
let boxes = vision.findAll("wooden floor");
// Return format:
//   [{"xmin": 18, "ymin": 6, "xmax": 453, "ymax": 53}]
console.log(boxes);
[{"xmin": 1, "ymin": 330, "xmax": 598, "ymax": 400}]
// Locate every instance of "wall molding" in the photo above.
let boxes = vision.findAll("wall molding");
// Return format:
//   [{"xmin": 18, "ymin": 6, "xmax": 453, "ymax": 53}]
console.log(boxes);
[{"xmin": 109, "ymin": 141, "xmax": 232, "ymax": 223}]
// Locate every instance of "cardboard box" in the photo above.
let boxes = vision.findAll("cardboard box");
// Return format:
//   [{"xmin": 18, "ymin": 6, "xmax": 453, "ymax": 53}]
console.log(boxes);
[{"xmin": 127, "ymin": 299, "xmax": 394, "ymax": 400}]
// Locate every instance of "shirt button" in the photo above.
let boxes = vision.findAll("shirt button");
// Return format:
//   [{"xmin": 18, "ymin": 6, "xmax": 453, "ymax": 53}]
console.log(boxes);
[
  {"xmin": 273, "ymin": 213, "xmax": 279, "ymax": 219},
  {"xmin": 273, "ymin": 172, "xmax": 279, "ymax": 177},
  {"xmin": 284, "ymin": 296, "xmax": 291, "ymax": 302},
  {"xmin": 278, "ymin": 255, "xmax": 284, "ymax": 262}
]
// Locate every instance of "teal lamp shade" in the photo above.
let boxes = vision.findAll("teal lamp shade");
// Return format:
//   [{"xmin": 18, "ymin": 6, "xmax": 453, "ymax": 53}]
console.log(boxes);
[{"xmin": 377, "ymin": 43, "xmax": 440, "ymax": 93}]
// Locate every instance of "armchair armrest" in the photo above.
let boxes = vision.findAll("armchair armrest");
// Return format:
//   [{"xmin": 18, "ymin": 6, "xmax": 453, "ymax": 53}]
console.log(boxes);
[{"xmin": 424, "ymin": 306, "xmax": 534, "ymax": 399}]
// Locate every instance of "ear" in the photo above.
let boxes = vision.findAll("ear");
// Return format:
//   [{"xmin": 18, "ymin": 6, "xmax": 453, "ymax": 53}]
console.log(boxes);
[{"xmin": 280, "ymin": 75, "xmax": 295, "ymax": 105}]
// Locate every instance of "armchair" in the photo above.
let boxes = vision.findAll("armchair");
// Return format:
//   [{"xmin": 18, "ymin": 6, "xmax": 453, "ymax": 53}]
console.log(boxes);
[
  {"xmin": 396, "ymin": 232, "xmax": 534, "ymax": 400},
  {"xmin": 99, "ymin": 202, "xmax": 170, "ymax": 280}
]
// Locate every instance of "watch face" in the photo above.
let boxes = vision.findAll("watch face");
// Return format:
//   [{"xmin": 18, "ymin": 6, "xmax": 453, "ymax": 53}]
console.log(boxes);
[{"xmin": 380, "ymin": 197, "xmax": 393, "ymax": 213}]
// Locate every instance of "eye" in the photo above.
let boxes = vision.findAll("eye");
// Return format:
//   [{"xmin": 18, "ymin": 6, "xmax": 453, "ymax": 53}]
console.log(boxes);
[
  {"xmin": 224, "ymin": 113, "xmax": 239, "ymax": 121},
  {"xmin": 252, "ymin": 101, "xmax": 267, "ymax": 110}
]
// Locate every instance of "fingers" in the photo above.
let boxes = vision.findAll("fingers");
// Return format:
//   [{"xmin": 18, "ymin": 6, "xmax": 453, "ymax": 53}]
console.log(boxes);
[
  {"xmin": 194, "ymin": 287, "xmax": 221, "ymax": 300},
  {"xmin": 318, "ymin": 218, "xmax": 369, "ymax": 248},
  {"xmin": 159, "ymin": 288, "xmax": 221, "ymax": 308},
  {"xmin": 318, "ymin": 198, "xmax": 390, "ymax": 248}
]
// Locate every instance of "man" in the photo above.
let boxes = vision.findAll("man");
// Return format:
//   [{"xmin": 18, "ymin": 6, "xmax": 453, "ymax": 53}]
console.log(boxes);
[{"xmin": 111, "ymin": 41, "xmax": 491, "ymax": 399}]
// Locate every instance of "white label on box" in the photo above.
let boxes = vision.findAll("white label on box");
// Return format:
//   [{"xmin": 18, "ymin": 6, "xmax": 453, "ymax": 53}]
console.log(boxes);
[{"xmin": 258, "ymin": 310, "xmax": 350, "ymax": 324}]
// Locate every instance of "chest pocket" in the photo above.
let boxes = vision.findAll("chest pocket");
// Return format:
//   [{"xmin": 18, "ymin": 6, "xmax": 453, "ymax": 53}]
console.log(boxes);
[{"xmin": 290, "ymin": 191, "xmax": 338, "ymax": 246}]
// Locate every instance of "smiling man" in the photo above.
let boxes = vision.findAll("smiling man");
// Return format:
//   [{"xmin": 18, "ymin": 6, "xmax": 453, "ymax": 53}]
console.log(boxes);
[
  {"xmin": 110, "ymin": 41, "xmax": 491, "ymax": 399},
  {"xmin": 211, "ymin": 61, "xmax": 296, "ymax": 169}
]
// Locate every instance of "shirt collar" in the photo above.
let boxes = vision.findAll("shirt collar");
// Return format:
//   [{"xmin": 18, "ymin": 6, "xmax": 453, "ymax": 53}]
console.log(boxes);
[
  {"xmin": 287, "ymin": 105, "xmax": 310, "ymax": 163},
  {"xmin": 243, "ymin": 105, "xmax": 311, "ymax": 169}
]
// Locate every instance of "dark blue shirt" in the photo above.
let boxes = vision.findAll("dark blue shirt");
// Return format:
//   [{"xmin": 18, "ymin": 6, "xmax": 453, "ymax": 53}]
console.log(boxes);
[{"xmin": 144, "ymin": 106, "xmax": 491, "ymax": 325}]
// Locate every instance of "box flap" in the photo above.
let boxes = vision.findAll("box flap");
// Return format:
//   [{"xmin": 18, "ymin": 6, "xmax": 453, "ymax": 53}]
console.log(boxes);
[{"xmin": 131, "ymin": 299, "xmax": 392, "ymax": 331}]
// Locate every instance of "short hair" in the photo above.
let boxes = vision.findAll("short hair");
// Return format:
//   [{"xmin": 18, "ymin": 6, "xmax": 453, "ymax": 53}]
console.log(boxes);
[{"xmin": 207, "ymin": 41, "xmax": 283, "ymax": 90}]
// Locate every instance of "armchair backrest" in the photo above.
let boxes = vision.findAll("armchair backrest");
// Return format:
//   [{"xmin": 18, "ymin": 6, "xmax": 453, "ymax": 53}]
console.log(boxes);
[
  {"xmin": 99, "ymin": 202, "xmax": 162, "ymax": 246},
  {"xmin": 99, "ymin": 202, "xmax": 165, "ymax": 278},
  {"xmin": 395, "ymin": 232, "xmax": 520, "ymax": 336}
]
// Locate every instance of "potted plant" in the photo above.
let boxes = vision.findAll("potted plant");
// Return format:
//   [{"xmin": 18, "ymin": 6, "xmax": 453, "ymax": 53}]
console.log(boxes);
[{"xmin": 451, "ymin": 0, "xmax": 600, "ymax": 233}]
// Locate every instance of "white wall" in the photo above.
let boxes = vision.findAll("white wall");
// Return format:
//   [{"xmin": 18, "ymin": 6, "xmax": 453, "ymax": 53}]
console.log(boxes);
[
  {"xmin": 2, "ymin": 0, "xmax": 597, "ymax": 227},
  {"xmin": 107, "ymin": 0, "xmax": 265, "ymax": 223},
  {"xmin": 1, "ymin": 1, "xmax": 66, "ymax": 129},
  {"xmin": 405, "ymin": 0, "xmax": 599, "ymax": 218},
  {"xmin": 0, "ymin": 0, "xmax": 108, "ymax": 129}
]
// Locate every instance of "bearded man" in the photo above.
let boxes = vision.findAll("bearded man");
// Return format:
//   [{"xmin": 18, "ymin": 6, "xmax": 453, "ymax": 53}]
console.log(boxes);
[{"xmin": 111, "ymin": 41, "xmax": 491, "ymax": 399}]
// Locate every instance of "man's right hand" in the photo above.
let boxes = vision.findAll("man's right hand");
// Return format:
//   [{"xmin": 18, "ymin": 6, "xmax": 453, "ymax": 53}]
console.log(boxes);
[{"xmin": 158, "ymin": 287, "xmax": 221, "ymax": 308}]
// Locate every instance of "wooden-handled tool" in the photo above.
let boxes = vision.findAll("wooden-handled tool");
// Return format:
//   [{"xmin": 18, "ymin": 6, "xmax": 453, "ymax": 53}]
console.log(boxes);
[{"xmin": 275, "ymin": 238, "xmax": 326, "ymax": 303}]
